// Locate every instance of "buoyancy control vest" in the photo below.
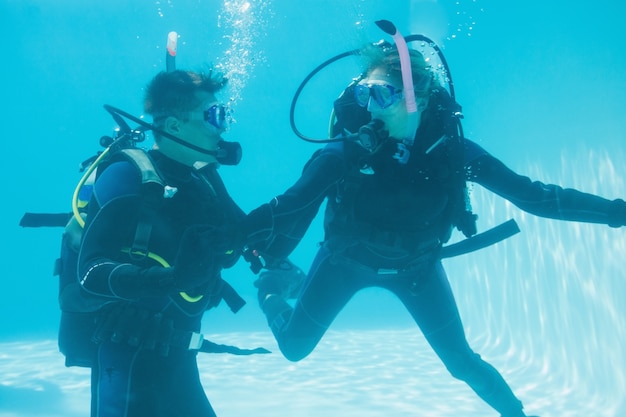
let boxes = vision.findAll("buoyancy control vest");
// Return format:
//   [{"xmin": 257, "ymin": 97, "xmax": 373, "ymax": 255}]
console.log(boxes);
[
  {"xmin": 323, "ymin": 87, "xmax": 476, "ymax": 254},
  {"xmin": 59, "ymin": 148, "xmax": 168, "ymax": 367},
  {"xmin": 21, "ymin": 146, "xmax": 251, "ymax": 367}
]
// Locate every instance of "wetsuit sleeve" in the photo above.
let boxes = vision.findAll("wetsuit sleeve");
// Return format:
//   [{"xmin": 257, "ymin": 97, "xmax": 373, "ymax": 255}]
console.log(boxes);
[
  {"xmin": 465, "ymin": 143, "xmax": 626, "ymax": 227},
  {"xmin": 245, "ymin": 143, "xmax": 347, "ymax": 259},
  {"xmin": 78, "ymin": 161, "xmax": 176, "ymax": 300}
]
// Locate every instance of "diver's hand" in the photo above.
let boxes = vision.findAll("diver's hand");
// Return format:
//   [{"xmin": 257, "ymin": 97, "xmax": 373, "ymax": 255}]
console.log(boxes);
[
  {"xmin": 173, "ymin": 225, "xmax": 220, "ymax": 291},
  {"xmin": 92, "ymin": 302, "xmax": 175, "ymax": 356},
  {"xmin": 253, "ymin": 258, "xmax": 306, "ymax": 300}
]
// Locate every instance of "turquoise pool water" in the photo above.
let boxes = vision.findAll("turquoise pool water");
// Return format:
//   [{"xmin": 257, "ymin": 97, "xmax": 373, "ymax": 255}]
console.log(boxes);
[{"xmin": 3, "ymin": 1, "xmax": 625, "ymax": 415}]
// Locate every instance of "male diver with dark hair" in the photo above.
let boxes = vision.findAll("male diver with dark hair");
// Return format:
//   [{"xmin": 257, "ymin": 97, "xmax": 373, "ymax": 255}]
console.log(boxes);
[
  {"xmin": 77, "ymin": 69, "xmax": 251, "ymax": 417},
  {"xmin": 243, "ymin": 22, "xmax": 626, "ymax": 417}
]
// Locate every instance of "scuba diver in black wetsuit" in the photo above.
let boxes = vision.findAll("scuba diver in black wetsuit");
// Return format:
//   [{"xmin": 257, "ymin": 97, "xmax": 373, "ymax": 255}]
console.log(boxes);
[
  {"xmin": 242, "ymin": 22, "xmax": 626, "ymax": 417},
  {"xmin": 77, "ymin": 69, "xmax": 257, "ymax": 417}
]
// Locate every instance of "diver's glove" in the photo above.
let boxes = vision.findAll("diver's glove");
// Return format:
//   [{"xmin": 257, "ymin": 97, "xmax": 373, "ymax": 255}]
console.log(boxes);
[
  {"xmin": 253, "ymin": 258, "xmax": 306, "ymax": 301},
  {"xmin": 172, "ymin": 224, "xmax": 223, "ymax": 291},
  {"xmin": 456, "ymin": 210, "xmax": 478, "ymax": 238},
  {"xmin": 92, "ymin": 302, "xmax": 175, "ymax": 356},
  {"xmin": 607, "ymin": 198, "xmax": 626, "ymax": 228}
]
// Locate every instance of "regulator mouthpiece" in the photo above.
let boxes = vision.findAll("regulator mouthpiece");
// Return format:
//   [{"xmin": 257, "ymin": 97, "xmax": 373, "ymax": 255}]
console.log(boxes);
[{"xmin": 215, "ymin": 140, "xmax": 242, "ymax": 166}]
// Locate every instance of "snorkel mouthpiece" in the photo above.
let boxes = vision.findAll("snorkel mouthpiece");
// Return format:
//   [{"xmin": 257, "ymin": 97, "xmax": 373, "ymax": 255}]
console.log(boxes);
[{"xmin": 375, "ymin": 20, "xmax": 420, "ymax": 159}]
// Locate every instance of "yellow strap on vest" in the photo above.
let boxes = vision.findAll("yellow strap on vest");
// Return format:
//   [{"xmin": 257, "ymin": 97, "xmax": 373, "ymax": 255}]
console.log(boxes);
[{"xmin": 121, "ymin": 248, "xmax": 204, "ymax": 303}]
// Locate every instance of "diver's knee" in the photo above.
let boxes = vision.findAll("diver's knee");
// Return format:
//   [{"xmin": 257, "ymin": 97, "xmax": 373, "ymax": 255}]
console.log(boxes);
[{"xmin": 441, "ymin": 350, "xmax": 482, "ymax": 380}]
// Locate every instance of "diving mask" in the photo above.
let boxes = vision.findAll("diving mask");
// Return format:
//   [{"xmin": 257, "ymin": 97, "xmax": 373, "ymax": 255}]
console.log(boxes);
[
  {"xmin": 354, "ymin": 83, "xmax": 404, "ymax": 110},
  {"xmin": 190, "ymin": 103, "xmax": 231, "ymax": 130}
]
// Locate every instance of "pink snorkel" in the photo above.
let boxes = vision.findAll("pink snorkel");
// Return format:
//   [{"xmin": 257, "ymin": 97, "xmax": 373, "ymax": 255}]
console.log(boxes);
[{"xmin": 375, "ymin": 20, "xmax": 420, "ymax": 162}]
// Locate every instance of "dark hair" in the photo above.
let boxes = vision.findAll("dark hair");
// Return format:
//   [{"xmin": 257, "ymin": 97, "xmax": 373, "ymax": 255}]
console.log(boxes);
[{"xmin": 143, "ymin": 69, "xmax": 227, "ymax": 121}]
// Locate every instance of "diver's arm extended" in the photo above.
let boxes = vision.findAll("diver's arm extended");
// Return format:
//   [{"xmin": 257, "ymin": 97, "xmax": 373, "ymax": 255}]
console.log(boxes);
[
  {"xmin": 244, "ymin": 143, "xmax": 347, "ymax": 257},
  {"xmin": 466, "ymin": 146, "xmax": 626, "ymax": 227}
]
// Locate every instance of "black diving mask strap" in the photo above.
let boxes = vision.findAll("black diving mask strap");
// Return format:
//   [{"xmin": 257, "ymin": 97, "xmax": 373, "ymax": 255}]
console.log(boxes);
[{"xmin": 103, "ymin": 105, "xmax": 242, "ymax": 166}]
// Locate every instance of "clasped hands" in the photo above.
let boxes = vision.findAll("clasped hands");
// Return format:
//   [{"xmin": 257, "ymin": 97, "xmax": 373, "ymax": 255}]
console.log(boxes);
[{"xmin": 173, "ymin": 224, "xmax": 242, "ymax": 291}]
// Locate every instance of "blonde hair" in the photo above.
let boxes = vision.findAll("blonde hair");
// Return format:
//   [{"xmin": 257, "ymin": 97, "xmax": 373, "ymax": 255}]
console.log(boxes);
[{"xmin": 360, "ymin": 44, "xmax": 434, "ymax": 98}]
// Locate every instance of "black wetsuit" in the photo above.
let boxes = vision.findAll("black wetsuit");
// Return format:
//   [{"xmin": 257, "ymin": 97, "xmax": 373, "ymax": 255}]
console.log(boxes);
[
  {"xmin": 78, "ymin": 150, "xmax": 244, "ymax": 417},
  {"xmin": 246, "ymin": 137, "xmax": 624, "ymax": 417}
]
